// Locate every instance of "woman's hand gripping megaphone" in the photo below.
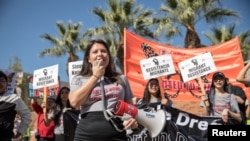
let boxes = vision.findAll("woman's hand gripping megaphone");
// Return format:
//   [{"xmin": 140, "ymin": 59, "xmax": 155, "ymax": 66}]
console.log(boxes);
[
  {"xmin": 114, "ymin": 100, "xmax": 167, "ymax": 138},
  {"xmin": 114, "ymin": 100, "xmax": 138, "ymax": 134}
]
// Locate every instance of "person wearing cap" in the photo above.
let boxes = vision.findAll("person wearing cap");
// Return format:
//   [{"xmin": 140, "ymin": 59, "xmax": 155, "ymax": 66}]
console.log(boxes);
[
  {"xmin": 0, "ymin": 70, "xmax": 31, "ymax": 141},
  {"xmin": 31, "ymin": 96, "xmax": 56, "ymax": 141},
  {"xmin": 236, "ymin": 61, "xmax": 250, "ymax": 125},
  {"xmin": 200, "ymin": 72, "xmax": 242, "ymax": 124}
]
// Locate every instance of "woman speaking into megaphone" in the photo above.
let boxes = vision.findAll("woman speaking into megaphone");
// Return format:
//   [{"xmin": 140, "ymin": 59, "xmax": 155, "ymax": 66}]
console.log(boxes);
[{"xmin": 69, "ymin": 39, "xmax": 138, "ymax": 141}]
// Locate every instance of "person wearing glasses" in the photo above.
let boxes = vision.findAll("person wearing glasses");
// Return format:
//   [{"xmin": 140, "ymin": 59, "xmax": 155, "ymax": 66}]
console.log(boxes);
[
  {"xmin": 0, "ymin": 71, "xmax": 31, "ymax": 141},
  {"xmin": 201, "ymin": 72, "xmax": 242, "ymax": 124}
]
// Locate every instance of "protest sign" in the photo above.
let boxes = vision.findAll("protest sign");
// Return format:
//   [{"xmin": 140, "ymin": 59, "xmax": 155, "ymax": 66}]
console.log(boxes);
[{"xmin": 140, "ymin": 54, "xmax": 176, "ymax": 80}]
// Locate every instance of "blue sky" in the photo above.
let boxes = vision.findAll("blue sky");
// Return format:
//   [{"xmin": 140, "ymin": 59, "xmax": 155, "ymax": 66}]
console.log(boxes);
[{"xmin": 1, "ymin": 0, "xmax": 249, "ymax": 82}]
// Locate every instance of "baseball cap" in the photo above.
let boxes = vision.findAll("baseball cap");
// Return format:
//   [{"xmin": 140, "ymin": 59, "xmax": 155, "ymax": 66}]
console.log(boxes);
[{"xmin": 212, "ymin": 72, "xmax": 226, "ymax": 80}]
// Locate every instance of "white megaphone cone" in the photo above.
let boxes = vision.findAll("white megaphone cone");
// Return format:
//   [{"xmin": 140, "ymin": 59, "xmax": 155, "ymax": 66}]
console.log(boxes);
[{"xmin": 114, "ymin": 100, "xmax": 166, "ymax": 138}]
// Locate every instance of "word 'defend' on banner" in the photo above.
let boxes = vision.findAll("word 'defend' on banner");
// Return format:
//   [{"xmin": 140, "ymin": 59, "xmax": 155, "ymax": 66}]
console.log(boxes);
[
  {"xmin": 140, "ymin": 54, "xmax": 176, "ymax": 80},
  {"xmin": 32, "ymin": 64, "xmax": 59, "ymax": 90},
  {"xmin": 178, "ymin": 52, "xmax": 217, "ymax": 83}
]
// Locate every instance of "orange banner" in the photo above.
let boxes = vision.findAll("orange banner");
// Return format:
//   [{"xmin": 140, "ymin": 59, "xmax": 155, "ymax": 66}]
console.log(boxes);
[{"xmin": 124, "ymin": 29, "xmax": 249, "ymax": 101}]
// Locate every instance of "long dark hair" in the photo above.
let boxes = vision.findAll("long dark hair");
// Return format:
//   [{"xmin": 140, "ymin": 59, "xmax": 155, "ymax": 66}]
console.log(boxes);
[
  {"xmin": 78, "ymin": 39, "xmax": 123, "ymax": 85},
  {"xmin": 54, "ymin": 86, "xmax": 72, "ymax": 126},
  {"xmin": 207, "ymin": 72, "xmax": 229, "ymax": 107},
  {"xmin": 141, "ymin": 78, "xmax": 161, "ymax": 104}
]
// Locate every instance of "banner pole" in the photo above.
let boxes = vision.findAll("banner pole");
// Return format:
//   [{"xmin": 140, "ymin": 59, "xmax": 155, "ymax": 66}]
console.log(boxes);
[
  {"xmin": 197, "ymin": 77, "xmax": 210, "ymax": 110},
  {"xmin": 43, "ymin": 86, "xmax": 47, "ymax": 113},
  {"xmin": 157, "ymin": 77, "xmax": 167, "ymax": 105}
]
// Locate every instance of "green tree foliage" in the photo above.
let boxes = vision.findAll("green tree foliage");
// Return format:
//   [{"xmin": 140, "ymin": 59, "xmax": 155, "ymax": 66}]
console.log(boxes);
[
  {"xmin": 204, "ymin": 23, "xmax": 250, "ymax": 61},
  {"xmin": 81, "ymin": 0, "xmax": 156, "ymax": 72},
  {"xmin": 8, "ymin": 57, "xmax": 22, "ymax": 72},
  {"xmin": 154, "ymin": 0, "xmax": 239, "ymax": 48},
  {"xmin": 8, "ymin": 57, "xmax": 30, "ymax": 108},
  {"xmin": 40, "ymin": 21, "xmax": 84, "ymax": 76}
]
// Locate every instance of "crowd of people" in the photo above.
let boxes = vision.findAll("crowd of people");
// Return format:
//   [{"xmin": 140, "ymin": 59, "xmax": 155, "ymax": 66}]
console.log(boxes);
[{"xmin": 0, "ymin": 39, "xmax": 250, "ymax": 141}]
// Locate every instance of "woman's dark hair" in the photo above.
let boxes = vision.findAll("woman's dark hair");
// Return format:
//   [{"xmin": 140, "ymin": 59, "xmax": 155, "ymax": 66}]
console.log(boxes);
[
  {"xmin": 207, "ymin": 72, "xmax": 229, "ymax": 107},
  {"xmin": 79, "ymin": 39, "xmax": 118, "ymax": 77},
  {"xmin": 55, "ymin": 87, "xmax": 71, "ymax": 107},
  {"xmin": 54, "ymin": 86, "xmax": 72, "ymax": 125},
  {"xmin": 0, "ymin": 71, "xmax": 7, "ymax": 82},
  {"xmin": 210, "ymin": 72, "xmax": 228, "ymax": 92},
  {"xmin": 141, "ymin": 78, "xmax": 161, "ymax": 104},
  {"xmin": 78, "ymin": 39, "xmax": 123, "ymax": 85}
]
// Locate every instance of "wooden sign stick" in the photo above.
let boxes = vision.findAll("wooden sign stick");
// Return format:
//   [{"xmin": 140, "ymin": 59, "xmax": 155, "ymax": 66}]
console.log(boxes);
[
  {"xmin": 197, "ymin": 77, "xmax": 210, "ymax": 108},
  {"xmin": 43, "ymin": 87, "xmax": 47, "ymax": 113},
  {"xmin": 157, "ymin": 77, "xmax": 167, "ymax": 105}
]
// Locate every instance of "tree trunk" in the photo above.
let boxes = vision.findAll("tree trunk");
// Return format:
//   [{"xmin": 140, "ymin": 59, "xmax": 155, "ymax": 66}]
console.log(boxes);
[
  {"xmin": 184, "ymin": 28, "xmax": 201, "ymax": 48},
  {"xmin": 117, "ymin": 43, "xmax": 124, "ymax": 73}
]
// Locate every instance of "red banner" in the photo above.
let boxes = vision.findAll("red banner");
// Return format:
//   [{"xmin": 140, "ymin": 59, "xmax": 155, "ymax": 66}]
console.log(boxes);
[{"xmin": 124, "ymin": 29, "xmax": 249, "ymax": 101}]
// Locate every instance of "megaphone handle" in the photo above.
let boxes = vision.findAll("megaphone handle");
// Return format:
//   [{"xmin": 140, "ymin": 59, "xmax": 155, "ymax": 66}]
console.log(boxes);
[
  {"xmin": 122, "ymin": 113, "xmax": 134, "ymax": 135},
  {"xmin": 126, "ymin": 128, "xmax": 133, "ymax": 135}
]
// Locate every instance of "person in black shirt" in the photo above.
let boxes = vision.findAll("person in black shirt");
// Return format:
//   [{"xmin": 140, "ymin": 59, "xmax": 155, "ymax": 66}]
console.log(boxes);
[{"xmin": 227, "ymin": 78, "xmax": 247, "ymax": 124}]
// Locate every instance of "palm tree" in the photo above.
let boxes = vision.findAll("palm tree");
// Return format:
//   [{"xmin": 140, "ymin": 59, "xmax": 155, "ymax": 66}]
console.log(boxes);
[
  {"xmin": 204, "ymin": 23, "xmax": 250, "ymax": 61},
  {"xmin": 39, "ymin": 21, "xmax": 84, "ymax": 76},
  {"xmin": 155, "ymin": 0, "xmax": 239, "ymax": 48},
  {"xmin": 81, "ymin": 0, "xmax": 156, "ymax": 72}
]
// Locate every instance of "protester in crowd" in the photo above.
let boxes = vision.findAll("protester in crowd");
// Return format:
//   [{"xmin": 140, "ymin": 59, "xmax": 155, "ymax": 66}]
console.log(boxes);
[
  {"xmin": 137, "ymin": 78, "xmax": 173, "ymax": 110},
  {"xmin": 31, "ymin": 97, "xmax": 55, "ymax": 141},
  {"xmin": 0, "ymin": 71, "xmax": 31, "ymax": 141},
  {"xmin": 52, "ymin": 86, "xmax": 73, "ymax": 141},
  {"xmin": 246, "ymin": 99, "xmax": 250, "ymax": 124},
  {"xmin": 69, "ymin": 39, "xmax": 138, "ymax": 141},
  {"xmin": 236, "ymin": 61, "xmax": 250, "ymax": 125},
  {"xmin": 227, "ymin": 78, "xmax": 247, "ymax": 124},
  {"xmin": 12, "ymin": 114, "xmax": 22, "ymax": 141},
  {"xmin": 63, "ymin": 108, "xmax": 80, "ymax": 141},
  {"xmin": 200, "ymin": 72, "xmax": 242, "ymax": 124}
]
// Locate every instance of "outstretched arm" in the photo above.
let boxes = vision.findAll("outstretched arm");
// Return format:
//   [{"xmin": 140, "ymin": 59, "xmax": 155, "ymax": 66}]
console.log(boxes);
[
  {"xmin": 246, "ymin": 99, "xmax": 250, "ymax": 119},
  {"xmin": 16, "ymin": 98, "xmax": 31, "ymax": 136},
  {"xmin": 236, "ymin": 62, "xmax": 250, "ymax": 84},
  {"xmin": 200, "ymin": 95, "xmax": 210, "ymax": 116}
]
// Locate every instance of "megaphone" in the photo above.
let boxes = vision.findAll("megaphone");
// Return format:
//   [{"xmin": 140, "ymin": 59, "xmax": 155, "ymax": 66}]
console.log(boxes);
[{"xmin": 114, "ymin": 100, "xmax": 166, "ymax": 138}]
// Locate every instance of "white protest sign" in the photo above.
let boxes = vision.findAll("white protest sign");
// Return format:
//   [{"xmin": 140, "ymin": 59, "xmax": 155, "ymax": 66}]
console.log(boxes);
[
  {"xmin": 178, "ymin": 52, "xmax": 216, "ymax": 83},
  {"xmin": 140, "ymin": 54, "xmax": 176, "ymax": 80},
  {"xmin": 68, "ymin": 60, "xmax": 82, "ymax": 85},
  {"xmin": 33, "ymin": 64, "xmax": 59, "ymax": 89}
]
